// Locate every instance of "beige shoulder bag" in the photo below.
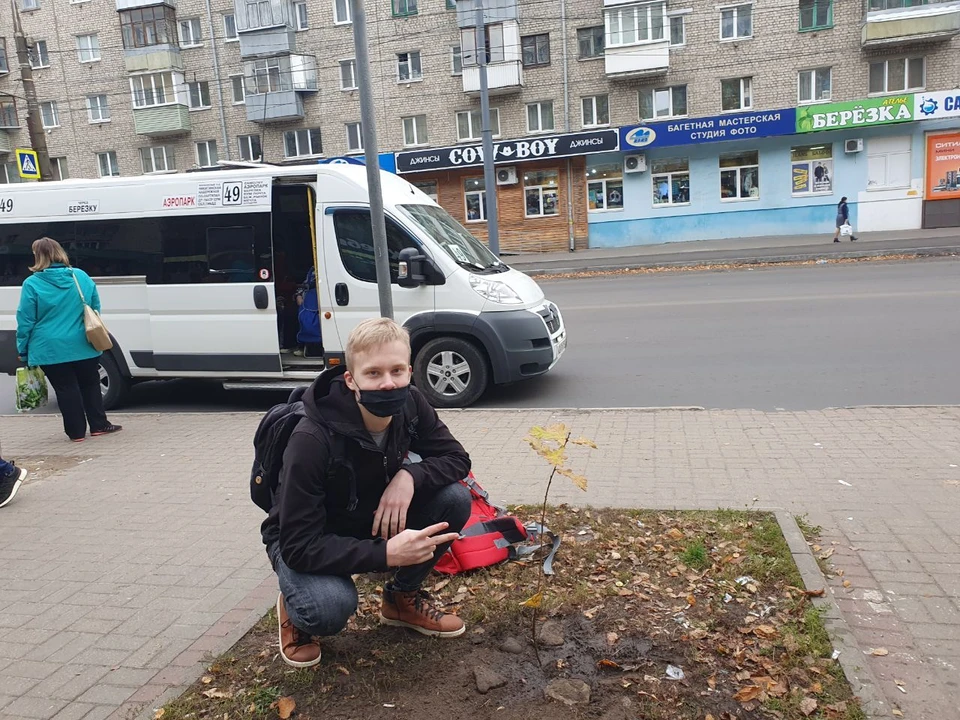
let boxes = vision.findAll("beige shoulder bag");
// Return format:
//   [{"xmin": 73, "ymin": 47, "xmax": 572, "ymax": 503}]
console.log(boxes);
[{"xmin": 71, "ymin": 270, "xmax": 113, "ymax": 352}]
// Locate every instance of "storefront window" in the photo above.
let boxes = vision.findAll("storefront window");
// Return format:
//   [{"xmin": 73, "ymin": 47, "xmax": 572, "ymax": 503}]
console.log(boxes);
[
  {"xmin": 414, "ymin": 180, "xmax": 438, "ymax": 202},
  {"xmin": 791, "ymin": 145, "xmax": 833, "ymax": 195},
  {"xmin": 586, "ymin": 164, "xmax": 624, "ymax": 211},
  {"xmin": 719, "ymin": 151, "xmax": 759, "ymax": 200},
  {"xmin": 464, "ymin": 177, "xmax": 486, "ymax": 222},
  {"xmin": 524, "ymin": 169, "xmax": 560, "ymax": 217},
  {"xmin": 651, "ymin": 158, "xmax": 690, "ymax": 206}
]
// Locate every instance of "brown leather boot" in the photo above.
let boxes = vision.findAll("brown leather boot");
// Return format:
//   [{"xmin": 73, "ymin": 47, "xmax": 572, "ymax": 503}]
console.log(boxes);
[
  {"xmin": 277, "ymin": 593, "xmax": 321, "ymax": 667},
  {"xmin": 380, "ymin": 588, "xmax": 465, "ymax": 638}
]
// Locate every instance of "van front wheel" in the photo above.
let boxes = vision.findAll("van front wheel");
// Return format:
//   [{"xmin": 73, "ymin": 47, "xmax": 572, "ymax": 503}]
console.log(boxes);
[
  {"xmin": 99, "ymin": 353, "xmax": 130, "ymax": 411},
  {"xmin": 413, "ymin": 337, "xmax": 488, "ymax": 409}
]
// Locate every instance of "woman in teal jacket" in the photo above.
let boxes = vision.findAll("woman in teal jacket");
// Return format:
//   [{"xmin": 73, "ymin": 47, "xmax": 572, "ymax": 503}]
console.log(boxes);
[{"xmin": 16, "ymin": 237, "xmax": 122, "ymax": 442}]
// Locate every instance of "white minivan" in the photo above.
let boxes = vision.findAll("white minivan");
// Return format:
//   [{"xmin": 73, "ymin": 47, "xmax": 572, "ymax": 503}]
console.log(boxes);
[{"xmin": 0, "ymin": 164, "xmax": 566, "ymax": 409}]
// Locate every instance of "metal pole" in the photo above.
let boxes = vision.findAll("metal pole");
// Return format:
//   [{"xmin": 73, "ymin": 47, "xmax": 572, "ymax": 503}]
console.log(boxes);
[
  {"xmin": 475, "ymin": 3, "xmax": 499, "ymax": 256},
  {"xmin": 12, "ymin": 1, "xmax": 53, "ymax": 181},
  {"xmin": 203, "ymin": 0, "xmax": 231, "ymax": 159},
  {"xmin": 351, "ymin": 0, "xmax": 394, "ymax": 319}
]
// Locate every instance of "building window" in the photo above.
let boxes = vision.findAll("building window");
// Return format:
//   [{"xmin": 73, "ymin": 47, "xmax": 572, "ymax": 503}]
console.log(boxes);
[
  {"xmin": 223, "ymin": 13, "xmax": 238, "ymax": 40},
  {"xmin": 231, "ymin": 75, "xmax": 245, "ymax": 103},
  {"xmin": 720, "ymin": 150, "xmax": 759, "ymax": 200},
  {"xmin": 51, "ymin": 157, "xmax": 68, "ymax": 181},
  {"xmin": 461, "ymin": 24, "xmax": 504, "ymax": 65},
  {"xmin": 798, "ymin": 67, "xmax": 831, "ymax": 104},
  {"xmin": 799, "ymin": 0, "xmax": 832, "ymax": 30},
  {"xmin": 131, "ymin": 72, "xmax": 174, "ymax": 108},
  {"xmin": 40, "ymin": 101, "xmax": 59, "ymax": 128},
  {"xmin": 445, "ymin": 0, "xmax": 455, "ymax": 8},
  {"xmin": 652, "ymin": 158, "xmax": 690, "ymax": 205},
  {"xmin": 721, "ymin": 77, "xmax": 752, "ymax": 111},
  {"xmin": 578, "ymin": 26, "xmax": 605, "ymax": 58},
  {"xmin": 587, "ymin": 163, "xmax": 624, "ymax": 211},
  {"xmin": 0, "ymin": 39, "xmax": 8, "ymax": 74},
  {"xmin": 524, "ymin": 170, "xmax": 560, "ymax": 217},
  {"xmin": 249, "ymin": 58, "xmax": 285, "ymax": 93},
  {"xmin": 238, "ymin": 134, "xmax": 262, "ymax": 161},
  {"xmin": 397, "ymin": 51, "xmax": 422, "ymax": 82},
  {"xmin": 720, "ymin": 4, "xmax": 752, "ymax": 39},
  {"xmin": 414, "ymin": 180, "xmax": 438, "ymax": 201},
  {"xmin": 86, "ymin": 94, "xmax": 110, "ymax": 123},
  {"xmin": 402, "ymin": 115, "xmax": 428, "ymax": 146},
  {"xmin": 522, "ymin": 33, "xmax": 550, "ymax": 67},
  {"xmin": 457, "ymin": 108, "xmax": 500, "ymax": 141},
  {"xmin": 29, "ymin": 40, "xmax": 49, "ymax": 68},
  {"xmin": 76, "ymin": 34, "xmax": 100, "ymax": 63},
  {"xmin": 791, "ymin": 144, "xmax": 833, "ymax": 195},
  {"xmin": 669, "ymin": 15, "xmax": 685, "ymax": 45},
  {"xmin": 141, "ymin": 146, "xmax": 175, "ymax": 173},
  {"xmin": 582, "ymin": 94, "xmax": 609, "ymax": 127},
  {"xmin": 340, "ymin": 59, "xmax": 357, "ymax": 89},
  {"xmin": 393, "ymin": 0, "xmax": 418, "ymax": 16},
  {"xmin": 240, "ymin": 0, "xmax": 286, "ymax": 30},
  {"xmin": 334, "ymin": 0, "xmax": 351, "ymax": 23},
  {"xmin": 869, "ymin": 57, "xmax": 924, "ymax": 94},
  {"xmin": 464, "ymin": 177, "xmax": 486, "ymax": 221},
  {"xmin": 867, "ymin": 0, "xmax": 928, "ymax": 10},
  {"xmin": 178, "ymin": 18, "xmax": 202, "ymax": 47},
  {"xmin": 606, "ymin": 2, "xmax": 666, "ymax": 47},
  {"xmin": 188, "ymin": 81, "xmax": 211, "ymax": 109},
  {"xmin": 97, "ymin": 151, "xmax": 119, "ymax": 177},
  {"xmin": 294, "ymin": 1, "xmax": 308, "ymax": 29},
  {"xmin": 527, "ymin": 101, "xmax": 555, "ymax": 133},
  {"xmin": 120, "ymin": 6, "xmax": 176, "ymax": 49},
  {"xmin": 347, "ymin": 122, "xmax": 363, "ymax": 152},
  {"xmin": 639, "ymin": 85, "xmax": 687, "ymax": 120},
  {"xmin": 0, "ymin": 97, "xmax": 17, "ymax": 127},
  {"xmin": 195, "ymin": 140, "xmax": 219, "ymax": 168},
  {"xmin": 451, "ymin": 45, "xmax": 462, "ymax": 75},
  {"xmin": 0, "ymin": 161, "xmax": 23, "ymax": 183},
  {"xmin": 867, "ymin": 135, "xmax": 911, "ymax": 189},
  {"xmin": 284, "ymin": 128, "xmax": 322, "ymax": 157},
  {"xmin": 21, "ymin": 0, "xmax": 39, "ymax": 10}
]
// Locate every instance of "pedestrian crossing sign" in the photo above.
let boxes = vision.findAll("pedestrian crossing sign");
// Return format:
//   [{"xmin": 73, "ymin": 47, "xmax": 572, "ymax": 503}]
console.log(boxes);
[{"xmin": 15, "ymin": 148, "xmax": 40, "ymax": 179}]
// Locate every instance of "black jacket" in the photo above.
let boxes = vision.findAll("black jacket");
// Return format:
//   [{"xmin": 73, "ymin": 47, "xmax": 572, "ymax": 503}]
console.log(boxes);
[{"xmin": 260, "ymin": 368, "xmax": 471, "ymax": 576}]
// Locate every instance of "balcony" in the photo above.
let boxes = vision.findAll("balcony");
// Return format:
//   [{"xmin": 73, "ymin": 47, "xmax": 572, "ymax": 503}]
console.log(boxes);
[
  {"xmin": 604, "ymin": 40, "xmax": 669, "ymax": 78},
  {"xmin": 124, "ymin": 44, "xmax": 182, "ymax": 74},
  {"xmin": 116, "ymin": 0, "xmax": 173, "ymax": 9},
  {"xmin": 133, "ymin": 103, "xmax": 191, "ymax": 136},
  {"xmin": 0, "ymin": 130, "xmax": 11, "ymax": 154},
  {"xmin": 238, "ymin": 27, "xmax": 296, "ymax": 58},
  {"xmin": 603, "ymin": 1, "xmax": 670, "ymax": 77},
  {"xmin": 862, "ymin": 0, "xmax": 960, "ymax": 48},
  {"xmin": 244, "ymin": 54, "xmax": 316, "ymax": 123},
  {"xmin": 456, "ymin": 0, "xmax": 518, "ymax": 27},
  {"xmin": 462, "ymin": 60, "xmax": 523, "ymax": 95},
  {"xmin": 245, "ymin": 90, "xmax": 304, "ymax": 122}
]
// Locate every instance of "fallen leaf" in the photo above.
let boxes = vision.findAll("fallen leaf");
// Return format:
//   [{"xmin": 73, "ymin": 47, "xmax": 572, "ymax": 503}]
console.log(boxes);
[
  {"xmin": 153, "ymin": 711, "xmax": 165, "ymax": 720},
  {"xmin": 597, "ymin": 659, "xmax": 621, "ymax": 670},
  {"xmin": 768, "ymin": 681, "xmax": 788, "ymax": 697},
  {"xmin": 519, "ymin": 592, "xmax": 542, "ymax": 609},
  {"xmin": 686, "ymin": 594, "xmax": 696, "ymax": 606},
  {"xmin": 570, "ymin": 436, "xmax": 598, "ymax": 448},
  {"xmin": 606, "ymin": 632, "xmax": 619, "ymax": 646},
  {"xmin": 201, "ymin": 676, "xmax": 213, "ymax": 685},
  {"xmin": 707, "ymin": 675, "xmax": 716, "ymax": 690},
  {"xmin": 610, "ymin": 551, "xmax": 622, "ymax": 560},
  {"xmin": 733, "ymin": 685, "xmax": 762, "ymax": 702},
  {"xmin": 800, "ymin": 697, "xmax": 818, "ymax": 716},
  {"xmin": 336, "ymin": 665, "xmax": 350, "ymax": 675},
  {"xmin": 689, "ymin": 627, "xmax": 708, "ymax": 640},
  {"xmin": 432, "ymin": 579, "xmax": 451, "ymax": 592},
  {"xmin": 201, "ymin": 689, "xmax": 233, "ymax": 699},
  {"xmin": 753, "ymin": 625, "xmax": 777, "ymax": 639},
  {"xmin": 892, "ymin": 709, "xmax": 904, "ymax": 717},
  {"xmin": 843, "ymin": 580, "xmax": 852, "ymax": 588},
  {"xmin": 667, "ymin": 528, "xmax": 684, "ymax": 540},
  {"xmin": 818, "ymin": 548, "xmax": 835, "ymax": 560},
  {"xmin": 804, "ymin": 588, "xmax": 826, "ymax": 597},
  {"xmin": 810, "ymin": 681, "xmax": 823, "ymax": 694},
  {"xmin": 277, "ymin": 696, "xmax": 296, "ymax": 719},
  {"xmin": 869, "ymin": 648, "xmax": 889, "ymax": 656}
]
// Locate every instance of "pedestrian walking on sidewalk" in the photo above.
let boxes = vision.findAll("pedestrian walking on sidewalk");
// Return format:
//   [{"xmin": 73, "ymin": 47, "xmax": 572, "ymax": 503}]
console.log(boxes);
[
  {"xmin": 259, "ymin": 318, "xmax": 472, "ymax": 668},
  {"xmin": 15, "ymin": 238, "xmax": 122, "ymax": 443},
  {"xmin": 833, "ymin": 197, "xmax": 858, "ymax": 242},
  {"xmin": 0, "ymin": 452, "xmax": 26, "ymax": 509}
]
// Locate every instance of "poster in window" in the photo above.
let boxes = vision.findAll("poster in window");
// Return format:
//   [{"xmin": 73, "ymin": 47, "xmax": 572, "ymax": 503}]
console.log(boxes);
[
  {"xmin": 812, "ymin": 160, "xmax": 833, "ymax": 193},
  {"xmin": 926, "ymin": 132, "xmax": 960, "ymax": 201},
  {"xmin": 792, "ymin": 163, "xmax": 810, "ymax": 193}
]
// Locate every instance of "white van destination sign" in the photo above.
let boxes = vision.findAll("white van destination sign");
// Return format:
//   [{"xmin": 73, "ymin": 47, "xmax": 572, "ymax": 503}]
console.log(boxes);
[{"xmin": 395, "ymin": 129, "xmax": 619, "ymax": 174}]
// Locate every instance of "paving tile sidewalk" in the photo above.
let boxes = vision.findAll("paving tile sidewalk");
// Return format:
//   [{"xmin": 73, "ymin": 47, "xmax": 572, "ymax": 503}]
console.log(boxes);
[{"xmin": 1, "ymin": 407, "xmax": 958, "ymax": 719}]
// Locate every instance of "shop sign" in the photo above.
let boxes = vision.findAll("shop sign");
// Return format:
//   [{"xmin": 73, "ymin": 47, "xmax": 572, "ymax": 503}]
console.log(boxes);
[
  {"xmin": 915, "ymin": 91, "xmax": 960, "ymax": 121},
  {"xmin": 926, "ymin": 132, "xmax": 960, "ymax": 201},
  {"xmin": 796, "ymin": 96, "xmax": 914, "ymax": 133},
  {"xmin": 394, "ymin": 129, "xmax": 619, "ymax": 174},
  {"xmin": 619, "ymin": 109, "xmax": 796, "ymax": 150}
]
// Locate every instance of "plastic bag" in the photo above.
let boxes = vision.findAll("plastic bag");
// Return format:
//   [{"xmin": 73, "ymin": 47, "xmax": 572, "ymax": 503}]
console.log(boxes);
[
  {"xmin": 16, "ymin": 366, "xmax": 49, "ymax": 413},
  {"xmin": 839, "ymin": 222, "xmax": 854, "ymax": 237}
]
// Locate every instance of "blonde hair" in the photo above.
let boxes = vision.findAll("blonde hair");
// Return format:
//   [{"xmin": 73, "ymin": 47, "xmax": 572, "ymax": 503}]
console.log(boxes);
[
  {"xmin": 346, "ymin": 318, "xmax": 411, "ymax": 370},
  {"xmin": 30, "ymin": 237, "xmax": 71, "ymax": 272}
]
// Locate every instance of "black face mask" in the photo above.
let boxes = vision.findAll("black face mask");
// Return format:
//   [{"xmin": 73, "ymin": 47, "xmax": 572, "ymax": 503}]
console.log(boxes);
[{"xmin": 357, "ymin": 385, "xmax": 410, "ymax": 418}]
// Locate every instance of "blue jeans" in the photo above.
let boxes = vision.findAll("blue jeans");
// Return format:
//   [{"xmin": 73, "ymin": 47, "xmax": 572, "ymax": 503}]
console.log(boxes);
[
  {"xmin": 269, "ymin": 481, "xmax": 471, "ymax": 637},
  {"xmin": 0, "ymin": 456, "xmax": 14, "ymax": 477}
]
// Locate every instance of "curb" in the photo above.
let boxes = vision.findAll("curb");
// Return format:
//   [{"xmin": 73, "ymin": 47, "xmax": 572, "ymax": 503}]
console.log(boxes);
[
  {"xmin": 513, "ymin": 246, "xmax": 960, "ymax": 278},
  {"xmin": 774, "ymin": 511, "xmax": 890, "ymax": 719}
]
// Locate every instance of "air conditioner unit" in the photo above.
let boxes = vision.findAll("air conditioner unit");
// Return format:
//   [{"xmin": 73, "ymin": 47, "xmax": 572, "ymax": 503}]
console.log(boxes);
[
  {"xmin": 496, "ymin": 166, "xmax": 518, "ymax": 185},
  {"xmin": 624, "ymin": 153, "xmax": 646, "ymax": 174},
  {"xmin": 845, "ymin": 139, "xmax": 864, "ymax": 154}
]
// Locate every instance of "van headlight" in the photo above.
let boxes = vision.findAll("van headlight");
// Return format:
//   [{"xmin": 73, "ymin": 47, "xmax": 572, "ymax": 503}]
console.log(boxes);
[{"xmin": 468, "ymin": 274, "xmax": 524, "ymax": 305}]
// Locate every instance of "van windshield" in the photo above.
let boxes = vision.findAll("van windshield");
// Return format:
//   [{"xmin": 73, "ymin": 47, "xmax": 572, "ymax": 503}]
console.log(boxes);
[{"xmin": 398, "ymin": 204, "xmax": 506, "ymax": 274}]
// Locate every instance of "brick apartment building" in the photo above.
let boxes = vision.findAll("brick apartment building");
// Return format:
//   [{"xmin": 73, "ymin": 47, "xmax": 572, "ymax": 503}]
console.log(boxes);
[{"xmin": 0, "ymin": 0, "xmax": 958, "ymax": 250}]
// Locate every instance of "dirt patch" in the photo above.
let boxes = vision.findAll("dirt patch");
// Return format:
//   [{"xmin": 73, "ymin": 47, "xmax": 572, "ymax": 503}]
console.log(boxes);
[
  {"xmin": 16, "ymin": 455, "xmax": 91, "ymax": 482},
  {"xmin": 159, "ymin": 509, "xmax": 864, "ymax": 720}
]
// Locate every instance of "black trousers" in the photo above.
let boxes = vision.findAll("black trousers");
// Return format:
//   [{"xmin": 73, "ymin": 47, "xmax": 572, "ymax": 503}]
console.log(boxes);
[{"xmin": 41, "ymin": 358, "xmax": 109, "ymax": 440}]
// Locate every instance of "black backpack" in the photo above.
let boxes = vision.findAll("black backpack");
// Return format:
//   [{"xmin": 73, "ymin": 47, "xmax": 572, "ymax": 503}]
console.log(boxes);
[{"xmin": 250, "ymin": 369, "xmax": 419, "ymax": 513}]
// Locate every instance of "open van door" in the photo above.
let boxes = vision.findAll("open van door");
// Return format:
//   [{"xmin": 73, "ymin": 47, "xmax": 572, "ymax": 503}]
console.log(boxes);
[{"xmin": 320, "ymin": 205, "xmax": 436, "ymax": 350}]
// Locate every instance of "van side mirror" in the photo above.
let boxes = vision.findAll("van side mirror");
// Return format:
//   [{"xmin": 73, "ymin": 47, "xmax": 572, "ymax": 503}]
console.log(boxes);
[{"xmin": 398, "ymin": 247, "xmax": 427, "ymax": 288}]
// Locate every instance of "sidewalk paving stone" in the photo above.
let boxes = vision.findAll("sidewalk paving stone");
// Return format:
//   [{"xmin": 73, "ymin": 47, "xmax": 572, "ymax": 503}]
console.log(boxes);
[{"xmin": 0, "ymin": 406, "xmax": 958, "ymax": 719}]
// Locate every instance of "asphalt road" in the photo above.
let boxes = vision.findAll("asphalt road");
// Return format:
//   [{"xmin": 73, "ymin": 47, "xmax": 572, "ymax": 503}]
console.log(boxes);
[{"xmin": 2, "ymin": 258, "xmax": 958, "ymax": 416}]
